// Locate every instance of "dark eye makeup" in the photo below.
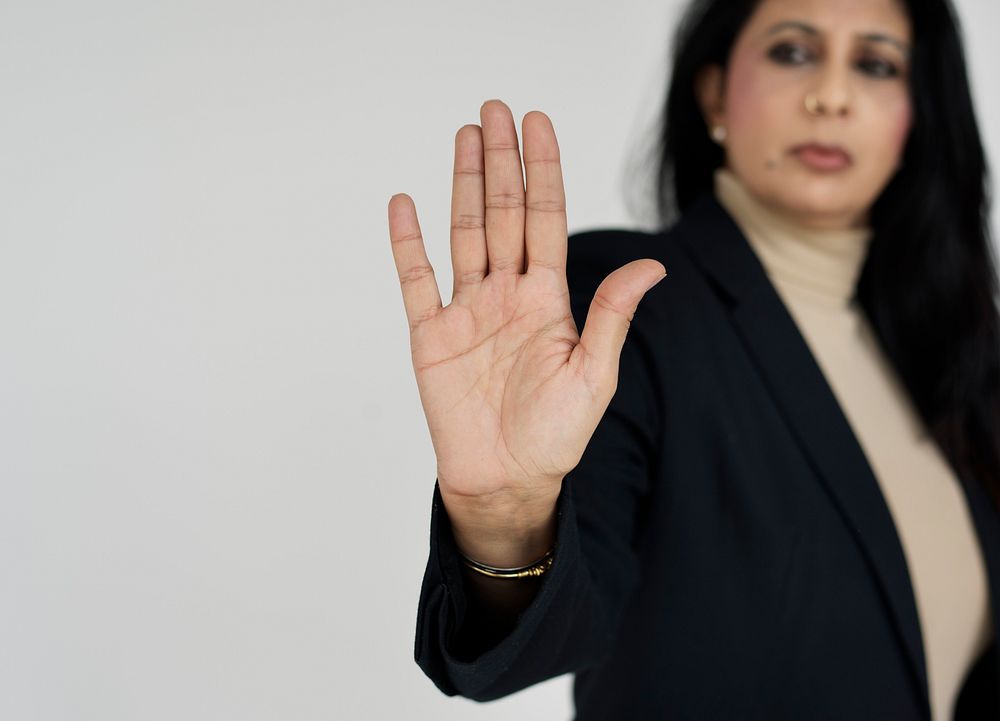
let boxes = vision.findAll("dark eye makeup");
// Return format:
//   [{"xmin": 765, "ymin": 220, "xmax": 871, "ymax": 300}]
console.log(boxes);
[
  {"xmin": 768, "ymin": 42, "xmax": 813, "ymax": 65},
  {"xmin": 856, "ymin": 56, "xmax": 901, "ymax": 78},
  {"xmin": 767, "ymin": 41, "xmax": 902, "ymax": 78}
]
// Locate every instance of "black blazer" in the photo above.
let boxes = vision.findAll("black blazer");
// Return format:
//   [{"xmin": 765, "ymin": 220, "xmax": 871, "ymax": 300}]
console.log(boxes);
[{"xmin": 414, "ymin": 192, "xmax": 1000, "ymax": 720}]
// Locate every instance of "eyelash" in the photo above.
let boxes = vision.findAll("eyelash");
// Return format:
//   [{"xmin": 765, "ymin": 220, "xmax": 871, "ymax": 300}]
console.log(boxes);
[{"xmin": 767, "ymin": 42, "xmax": 901, "ymax": 79}]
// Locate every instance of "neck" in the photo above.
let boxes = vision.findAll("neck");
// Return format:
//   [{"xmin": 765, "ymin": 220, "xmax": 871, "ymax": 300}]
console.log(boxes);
[
  {"xmin": 774, "ymin": 206, "xmax": 870, "ymax": 232},
  {"xmin": 713, "ymin": 167, "xmax": 874, "ymax": 309}
]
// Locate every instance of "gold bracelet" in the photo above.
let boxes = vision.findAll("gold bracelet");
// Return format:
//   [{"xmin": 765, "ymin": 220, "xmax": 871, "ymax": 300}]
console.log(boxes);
[{"xmin": 459, "ymin": 548, "xmax": 555, "ymax": 580}]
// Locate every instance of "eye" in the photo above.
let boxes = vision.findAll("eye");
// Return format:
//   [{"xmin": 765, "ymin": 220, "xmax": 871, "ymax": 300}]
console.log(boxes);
[
  {"xmin": 767, "ymin": 42, "xmax": 813, "ymax": 65},
  {"xmin": 856, "ymin": 56, "xmax": 901, "ymax": 78}
]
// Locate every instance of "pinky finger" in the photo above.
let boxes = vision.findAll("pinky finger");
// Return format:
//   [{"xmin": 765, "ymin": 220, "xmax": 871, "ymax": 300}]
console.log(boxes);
[{"xmin": 388, "ymin": 194, "xmax": 443, "ymax": 331}]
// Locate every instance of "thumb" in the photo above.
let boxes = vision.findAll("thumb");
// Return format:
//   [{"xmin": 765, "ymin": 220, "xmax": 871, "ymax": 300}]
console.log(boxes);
[{"xmin": 576, "ymin": 259, "xmax": 666, "ymax": 390}]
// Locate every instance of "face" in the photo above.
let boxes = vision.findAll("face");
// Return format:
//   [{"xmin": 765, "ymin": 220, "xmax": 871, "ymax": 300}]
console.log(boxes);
[{"xmin": 697, "ymin": 0, "xmax": 913, "ymax": 229}]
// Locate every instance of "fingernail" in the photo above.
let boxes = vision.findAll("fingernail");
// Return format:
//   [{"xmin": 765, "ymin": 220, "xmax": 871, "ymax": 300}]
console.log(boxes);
[{"xmin": 646, "ymin": 273, "xmax": 667, "ymax": 292}]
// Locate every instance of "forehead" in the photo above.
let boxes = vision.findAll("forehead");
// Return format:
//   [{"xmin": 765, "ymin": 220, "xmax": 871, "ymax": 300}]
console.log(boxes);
[{"xmin": 745, "ymin": 0, "xmax": 912, "ymax": 41}]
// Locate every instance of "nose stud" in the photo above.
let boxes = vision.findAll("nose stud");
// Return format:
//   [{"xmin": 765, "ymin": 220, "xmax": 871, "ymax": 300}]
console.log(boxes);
[{"xmin": 805, "ymin": 94, "xmax": 825, "ymax": 115}]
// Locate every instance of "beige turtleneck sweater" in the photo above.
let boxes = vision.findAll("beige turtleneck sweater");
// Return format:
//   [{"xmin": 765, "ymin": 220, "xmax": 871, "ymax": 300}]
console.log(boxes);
[{"xmin": 713, "ymin": 167, "xmax": 993, "ymax": 721}]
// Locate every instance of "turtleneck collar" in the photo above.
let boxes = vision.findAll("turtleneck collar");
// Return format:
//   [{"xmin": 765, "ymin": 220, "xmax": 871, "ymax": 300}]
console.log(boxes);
[{"xmin": 713, "ymin": 167, "xmax": 873, "ymax": 309}]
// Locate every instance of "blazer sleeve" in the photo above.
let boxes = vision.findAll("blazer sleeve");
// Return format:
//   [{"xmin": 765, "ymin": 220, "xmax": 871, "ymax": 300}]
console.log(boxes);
[{"xmin": 413, "ymin": 231, "xmax": 663, "ymax": 701}]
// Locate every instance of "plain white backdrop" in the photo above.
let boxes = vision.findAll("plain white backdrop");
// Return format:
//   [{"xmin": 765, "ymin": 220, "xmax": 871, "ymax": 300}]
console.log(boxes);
[{"xmin": 1, "ymin": 1, "xmax": 998, "ymax": 719}]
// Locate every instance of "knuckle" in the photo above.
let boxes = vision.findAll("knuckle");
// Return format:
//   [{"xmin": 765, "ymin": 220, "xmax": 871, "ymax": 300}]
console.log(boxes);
[
  {"xmin": 456, "ymin": 269, "xmax": 486, "ymax": 285},
  {"xmin": 592, "ymin": 292, "xmax": 634, "ymax": 322},
  {"xmin": 451, "ymin": 214, "xmax": 485, "ymax": 231},
  {"xmin": 483, "ymin": 142, "xmax": 519, "ymax": 152},
  {"xmin": 527, "ymin": 257, "xmax": 564, "ymax": 273},
  {"xmin": 490, "ymin": 258, "xmax": 522, "ymax": 272},
  {"xmin": 525, "ymin": 198, "xmax": 565, "ymax": 213},
  {"xmin": 485, "ymin": 192, "xmax": 525, "ymax": 210},
  {"xmin": 399, "ymin": 263, "xmax": 435, "ymax": 286},
  {"xmin": 411, "ymin": 306, "xmax": 439, "ymax": 328},
  {"xmin": 391, "ymin": 231, "xmax": 422, "ymax": 245}
]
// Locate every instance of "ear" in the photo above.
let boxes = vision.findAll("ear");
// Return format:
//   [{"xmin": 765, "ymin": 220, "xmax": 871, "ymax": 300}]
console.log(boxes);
[{"xmin": 694, "ymin": 64, "xmax": 727, "ymax": 130}]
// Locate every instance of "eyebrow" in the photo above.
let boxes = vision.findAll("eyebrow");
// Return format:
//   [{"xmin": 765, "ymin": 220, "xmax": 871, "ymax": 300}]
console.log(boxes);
[{"xmin": 765, "ymin": 20, "xmax": 911, "ymax": 56}]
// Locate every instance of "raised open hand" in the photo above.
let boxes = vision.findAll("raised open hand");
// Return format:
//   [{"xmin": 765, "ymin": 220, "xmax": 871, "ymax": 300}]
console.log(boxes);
[{"xmin": 389, "ymin": 100, "xmax": 665, "ymax": 565}]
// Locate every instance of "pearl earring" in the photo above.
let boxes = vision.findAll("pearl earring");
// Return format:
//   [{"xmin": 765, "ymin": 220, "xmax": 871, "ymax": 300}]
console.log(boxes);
[{"xmin": 710, "ymin": 125, "xmax": 727, "ymax": 144}]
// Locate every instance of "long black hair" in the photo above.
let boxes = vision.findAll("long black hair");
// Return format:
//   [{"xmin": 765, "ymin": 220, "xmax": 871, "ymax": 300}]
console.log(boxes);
[{"xmin": 649, "ymin": 0, "xmax": 1000, "ymax": 511}]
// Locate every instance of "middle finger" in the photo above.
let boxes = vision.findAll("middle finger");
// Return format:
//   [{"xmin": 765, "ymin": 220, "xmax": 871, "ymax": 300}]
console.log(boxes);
[{"xmin": 480, "ymin": 99, "xmax": 526, "ymax": 274}]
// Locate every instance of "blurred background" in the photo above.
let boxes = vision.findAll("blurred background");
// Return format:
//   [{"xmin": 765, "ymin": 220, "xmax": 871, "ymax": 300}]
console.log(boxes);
[{"xmin": 1, "ymin": 0, "xmax": 997, "ymax": 719}]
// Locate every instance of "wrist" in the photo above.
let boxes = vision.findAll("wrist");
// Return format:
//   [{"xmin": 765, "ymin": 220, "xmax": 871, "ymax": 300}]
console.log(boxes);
[{"xmin": 442, "ymin": 491, "xmax": 559, "ymax": 569}]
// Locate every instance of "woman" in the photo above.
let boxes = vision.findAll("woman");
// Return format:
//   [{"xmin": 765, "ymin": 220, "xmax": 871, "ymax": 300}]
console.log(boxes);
[{"xmin": 388, "ymin": 0, "xmax": 1000, "ymax": 718}]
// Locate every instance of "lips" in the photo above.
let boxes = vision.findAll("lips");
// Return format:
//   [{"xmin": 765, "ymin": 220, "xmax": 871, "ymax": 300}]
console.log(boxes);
[{"xmin": 792, "ymin": 143, "xmax": 852, "ymax": 171}]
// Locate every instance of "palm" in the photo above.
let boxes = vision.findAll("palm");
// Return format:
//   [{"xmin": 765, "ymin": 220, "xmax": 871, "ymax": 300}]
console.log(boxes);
[
  {"xmin": 412, "ymin": 267, "xmax": 587, "ymax": 497},
  {"xmin": 389, "ymin": 100, "xmax": 665, "ymax": 507}
]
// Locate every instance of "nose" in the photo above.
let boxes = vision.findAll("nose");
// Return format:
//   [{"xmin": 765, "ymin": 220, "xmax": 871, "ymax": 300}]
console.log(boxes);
[{"xmin": 807, "ymin": 61, "xmax": 852, "ymax": 118}]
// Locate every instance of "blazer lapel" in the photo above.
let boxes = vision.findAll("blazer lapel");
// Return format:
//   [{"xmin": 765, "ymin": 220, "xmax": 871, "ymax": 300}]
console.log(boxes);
[
  {"xmin": 674, "ymin": 193, "xmax": 930, "ymax": 702},
  {"xmin": 956, "ymin": 466, "xmax": 1000, "ymax": 703}
]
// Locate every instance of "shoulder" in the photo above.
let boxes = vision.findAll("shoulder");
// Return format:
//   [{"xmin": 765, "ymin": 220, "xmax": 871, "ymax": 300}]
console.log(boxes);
[
  {"xmin": 565, "ymin": 199, "xmax": 742, "ymax": 354},
  {"xmin": 565, "ymin": 194, "xmax": 732, "ymax": 292},
  {"xmin": 566, "ymin": 226, "xmax": 692, "ymax": 294},
  {"xmin": 565, "ymin": 203, "xmax": 725, "ymax": 313},
  {"xmin": 567, "ymin": 226, "xmax": 674, "ymax": 269}
]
